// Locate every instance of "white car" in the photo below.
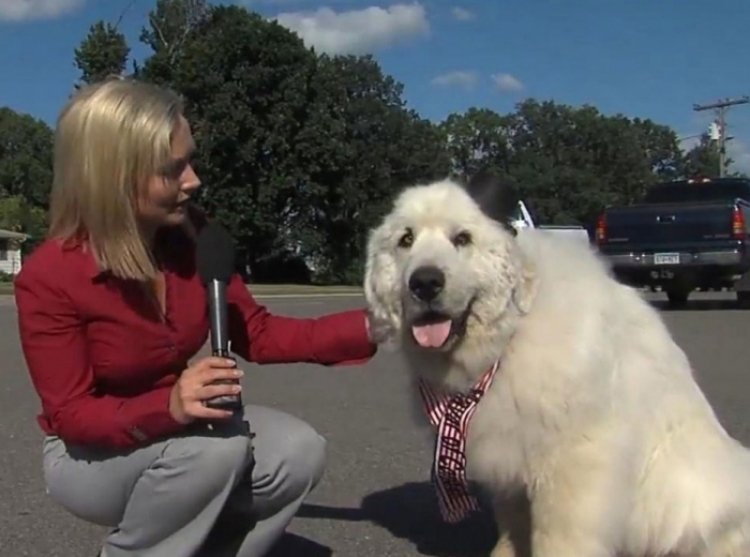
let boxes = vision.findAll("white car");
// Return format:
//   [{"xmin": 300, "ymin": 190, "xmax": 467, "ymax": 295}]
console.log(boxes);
[{"xmin": 510, "ymin": 200, "xmax": 591, "ymax": 245}]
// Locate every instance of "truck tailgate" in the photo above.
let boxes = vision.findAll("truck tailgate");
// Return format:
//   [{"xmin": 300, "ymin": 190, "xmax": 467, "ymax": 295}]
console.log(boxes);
[{"xmin": 604, "ymin": 202, "xmax": 736, "ymax": 248}]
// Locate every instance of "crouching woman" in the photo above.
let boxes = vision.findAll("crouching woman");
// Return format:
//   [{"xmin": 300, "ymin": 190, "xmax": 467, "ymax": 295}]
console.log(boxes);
[{"xmin": 14, "ymin": 76, "xmax": 377, "ymax": 557}]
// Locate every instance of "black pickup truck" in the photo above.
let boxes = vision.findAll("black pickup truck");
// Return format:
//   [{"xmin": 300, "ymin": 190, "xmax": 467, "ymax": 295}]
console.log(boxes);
[{"xmin": 595, "ymin": 177, "xmax": 750, "ymax": 306}]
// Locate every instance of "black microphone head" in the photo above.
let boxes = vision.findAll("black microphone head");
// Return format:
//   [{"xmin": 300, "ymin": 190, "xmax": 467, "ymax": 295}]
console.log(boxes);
[{"xmin": 196, "ymin": 220, "xmax": 236, "ymax": 284}]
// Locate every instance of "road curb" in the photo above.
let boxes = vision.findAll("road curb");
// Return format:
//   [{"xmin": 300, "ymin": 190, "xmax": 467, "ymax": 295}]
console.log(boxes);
[
  {"xmin": 0, "ymin": 292, "xmax": 364, "ymax": 304},
  {"xmin": 253, "ymin": 292, "xmax": 363, "ymax": 299}
]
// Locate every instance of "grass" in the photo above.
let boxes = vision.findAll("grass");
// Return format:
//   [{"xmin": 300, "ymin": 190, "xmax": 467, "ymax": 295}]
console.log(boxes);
[{"xmin": 0, "ymin": 281, "xmax": 362, "ymax": 297}]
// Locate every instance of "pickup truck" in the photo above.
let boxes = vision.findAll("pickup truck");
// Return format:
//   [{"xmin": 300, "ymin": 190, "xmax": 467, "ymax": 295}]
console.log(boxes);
[{"xmin": 595, "ymin": 177, "xmax": 750, "ymax": 306}]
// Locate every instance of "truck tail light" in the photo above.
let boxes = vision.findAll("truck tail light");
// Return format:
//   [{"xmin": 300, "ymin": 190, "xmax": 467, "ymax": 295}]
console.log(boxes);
[
  {"xmin": 595, "ymin": 213, "xmax": 607, "ymax": 244},
  {"xmin": 733, "ymin": 206, "xmax": 746, "ymax": 240}
]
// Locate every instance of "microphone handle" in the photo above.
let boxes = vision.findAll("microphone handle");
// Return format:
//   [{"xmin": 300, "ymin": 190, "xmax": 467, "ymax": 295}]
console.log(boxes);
[
  {"xmin": 204, "ymin": 279, "xmax": 243, "ymax": 411},
  {"xmin": 207, "ymin": 279, "xmax": 229, "ymax": 356}
]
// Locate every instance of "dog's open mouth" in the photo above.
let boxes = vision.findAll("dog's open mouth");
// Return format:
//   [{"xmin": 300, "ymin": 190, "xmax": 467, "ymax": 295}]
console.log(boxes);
[{"xmin": 410, "ymin": 310, "xmax": 468, "ymax": 350}]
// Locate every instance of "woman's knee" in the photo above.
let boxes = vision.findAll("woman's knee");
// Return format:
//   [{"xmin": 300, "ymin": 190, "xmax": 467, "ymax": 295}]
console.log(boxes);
[
  {"xmin": 292, "ymin": 422, "xmax": 327, "ymax": 491},
  {"xmin": 274, "ymin": 416, "xmax": 327, "ymax": 495},
  {"xmin": 247, "ymin": 405, "xmax": 328, "ymax": 503},
  {"xmin": 161, "ymin": 428, "xmax": 254, "ymax": 496}
]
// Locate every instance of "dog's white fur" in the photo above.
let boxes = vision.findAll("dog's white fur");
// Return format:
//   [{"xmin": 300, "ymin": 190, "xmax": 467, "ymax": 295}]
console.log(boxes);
[{"xmin": 364, "ymin": 178, "xmax": 750, "ymax": 557}]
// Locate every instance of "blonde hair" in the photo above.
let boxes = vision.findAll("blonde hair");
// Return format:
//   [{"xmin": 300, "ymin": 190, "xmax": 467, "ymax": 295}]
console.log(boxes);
[{"xmin": 49, "ymin": 76, "xmax": 185, "ymax": 281}]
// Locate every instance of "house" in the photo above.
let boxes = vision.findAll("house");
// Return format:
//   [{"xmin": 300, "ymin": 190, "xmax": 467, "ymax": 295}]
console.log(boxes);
[{"xmin": 0, "ymin": 229, "xmax": 29, "ymax": 276}]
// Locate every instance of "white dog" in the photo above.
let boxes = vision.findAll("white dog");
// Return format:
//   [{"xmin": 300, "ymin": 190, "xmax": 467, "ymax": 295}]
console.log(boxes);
[{"xmin": 363, "ymin": 171, "xmax": 750, "ymax": 557}]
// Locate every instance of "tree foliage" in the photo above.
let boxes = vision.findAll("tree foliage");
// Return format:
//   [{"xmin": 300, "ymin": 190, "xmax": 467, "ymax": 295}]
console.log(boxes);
[
  {"xmin": 0, "ymin": 107, "xmax": 53, "ymax": 208},
  {"xmin": 1, "ymin": 0, "xmax": 747, "ymax": 283},
  {"xmin": 683, "ymin": 134, "xmax": 728, "ymax": 179},
  {"xmin": 153, "ymin": 6, "xmax": 320, "ymax": 272},
  {"xmin": 73, "ymin": 21, "xmax": 130, "ymax": 85},
  {"xmin": 0, "ymin": 195, "xmax": 47, "ymax": 245},
  {"xmin": 440, "ymin": 101, "xmax": 687, "ymax": 226},
  {"xmin": 298, "ymin": 54, "xmax": 450, "ymax": 282}
]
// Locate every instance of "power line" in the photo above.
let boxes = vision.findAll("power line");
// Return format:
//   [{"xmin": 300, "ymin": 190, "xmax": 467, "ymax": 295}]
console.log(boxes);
[{"xmin": 693, "ymin": 96, "xmax": 750, "ymax": 177}]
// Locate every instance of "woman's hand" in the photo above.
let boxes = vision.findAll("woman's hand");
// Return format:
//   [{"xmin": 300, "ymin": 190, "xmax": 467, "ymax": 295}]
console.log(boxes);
[{"xmin": 169, "ymin": 357, "xmax": 243, "ymax": 424}]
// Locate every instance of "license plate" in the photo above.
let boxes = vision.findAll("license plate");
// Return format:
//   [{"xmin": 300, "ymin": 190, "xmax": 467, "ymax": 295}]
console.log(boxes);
[{"xmin": 654, "ymin": 253, "xmax": 680, "ymax": 265}]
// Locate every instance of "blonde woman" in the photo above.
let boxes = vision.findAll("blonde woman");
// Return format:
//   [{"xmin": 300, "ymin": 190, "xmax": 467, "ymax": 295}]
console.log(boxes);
[{"xmin": 14, "ymin": 77, "xmax": 377, "ymax": 557}]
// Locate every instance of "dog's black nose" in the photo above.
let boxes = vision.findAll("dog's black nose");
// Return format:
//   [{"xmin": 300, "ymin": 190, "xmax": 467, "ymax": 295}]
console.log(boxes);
[{"xmin": 409, "ymin": 266, "xmax": 445, "ymax": 302}]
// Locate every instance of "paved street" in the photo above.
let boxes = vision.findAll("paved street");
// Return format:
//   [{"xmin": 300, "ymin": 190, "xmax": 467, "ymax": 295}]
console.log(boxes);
[{"xmin": 2, "ymin": 292, "xmax": 750, "ymax": 557}]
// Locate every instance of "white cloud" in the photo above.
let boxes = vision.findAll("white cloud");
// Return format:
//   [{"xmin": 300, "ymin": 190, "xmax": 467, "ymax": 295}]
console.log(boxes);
[
  {"xmin": 0, "ymin": 0, "xmax": 84, "ymax": 21},
  {"xmin": 274, "ymin": 3, "xmax": 430, "ymax": 55},
  {"xmin": 431, "ymin": 70, "xmax": 477, "ymax": 91},
  {"xmin": 491, "ymin": 73, "xmax": 524, "ymax": 93},
  {"xmin": 451, "ymin": 6, "xmax": 474, "ymax": 21}
]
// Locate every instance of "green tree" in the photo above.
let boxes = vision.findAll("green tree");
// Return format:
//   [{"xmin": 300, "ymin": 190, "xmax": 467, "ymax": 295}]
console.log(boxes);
[
  {"xmin": 148, "ymin": 5, "xmax": 319, "ymax": 271},
  {"xmin": 298, "ymin": 54, "xmax": 450, "ymax": 283},
  {"xmin": 682, "ymin": 134, "xmax": 728, "ymax": 178},
  {"xmin": 66, "ymin": 0, "xmax": 710, "ymax": 285},
  {"xmin": 0, "ymin": 195, "xmax": 47, "ymax": 246},
  {"xmin": 630, "ymin": 117, "xmax": 683, "ymax": 180},
  {"xmin": 73, "ymin": 21, "xmax": 130, "ymax": 85},
  {"xmin": 0, "ymin": 107, "xmax": 54, "ymax": 209},
  {"xmin": 440, "ymin": 107, "xmax": 514, "ymax": 181},
  {"xmin": 138, "ymin": 0, "xmax": 210, "ymax": 85},
  {"xmin": 442, "ymin": 100, "xmax": 685, "ymax": 227}
]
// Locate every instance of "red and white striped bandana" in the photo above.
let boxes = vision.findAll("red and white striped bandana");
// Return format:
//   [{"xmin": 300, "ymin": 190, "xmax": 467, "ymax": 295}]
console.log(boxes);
[{"xmin": 417, "ymin": 360, "xmax": 499, "ymax": 523}]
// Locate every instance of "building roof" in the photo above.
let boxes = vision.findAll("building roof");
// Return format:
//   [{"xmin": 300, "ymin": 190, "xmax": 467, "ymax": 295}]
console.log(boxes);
[{"xmin": 0, "ymin": 229, "xmax": 30, "ymax": 240}]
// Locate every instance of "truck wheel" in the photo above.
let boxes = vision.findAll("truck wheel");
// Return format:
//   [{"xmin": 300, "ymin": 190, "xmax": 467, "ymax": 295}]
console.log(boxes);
[{"xmin": 665, "ymin": 288, "xmax": 689, "ymax": 307}]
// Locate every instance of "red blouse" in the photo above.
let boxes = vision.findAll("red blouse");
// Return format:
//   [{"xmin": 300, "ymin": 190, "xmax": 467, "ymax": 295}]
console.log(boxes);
[{"xmin": 14, "ymin": 224, "xmax": 375, "ymax": 450}]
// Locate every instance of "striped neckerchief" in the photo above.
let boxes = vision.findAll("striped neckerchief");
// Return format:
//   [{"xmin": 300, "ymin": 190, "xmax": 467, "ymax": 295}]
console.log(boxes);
[{"xmin": 417, "ymin": 360, "xmax": 499, "ymax": 523}]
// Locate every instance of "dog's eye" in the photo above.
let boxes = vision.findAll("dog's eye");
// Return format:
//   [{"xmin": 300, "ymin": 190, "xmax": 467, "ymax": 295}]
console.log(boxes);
[
  {"xmin": 452, "ymin": 231, "xmax": 472, "ymax": 247},
  {"xmin": 397, "ymin": 228, "xmax": 414, "ymax": 249}
]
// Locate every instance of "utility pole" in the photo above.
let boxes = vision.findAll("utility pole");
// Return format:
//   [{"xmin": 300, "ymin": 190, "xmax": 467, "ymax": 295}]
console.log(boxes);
[{"xmin": 693, "ymin": 96, "xmax": 749, "ymax": 177}]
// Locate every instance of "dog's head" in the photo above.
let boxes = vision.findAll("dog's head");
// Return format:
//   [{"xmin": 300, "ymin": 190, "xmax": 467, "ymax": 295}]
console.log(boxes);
[{"xmin": 364, "ymin": 169, "xmax": 538, "ymax": 354}]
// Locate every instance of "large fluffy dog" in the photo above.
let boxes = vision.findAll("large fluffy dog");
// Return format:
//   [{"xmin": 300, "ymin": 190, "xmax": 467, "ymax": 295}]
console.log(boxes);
[{"xmin": 363, "ymin": 171, "xmax": 750, "ymax": 557}]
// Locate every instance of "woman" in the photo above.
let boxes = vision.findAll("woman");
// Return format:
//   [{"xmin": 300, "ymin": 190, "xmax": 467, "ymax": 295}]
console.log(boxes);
[{"xmin": 14, "ymin": 76, "xmax": 377, "ymax": 557}]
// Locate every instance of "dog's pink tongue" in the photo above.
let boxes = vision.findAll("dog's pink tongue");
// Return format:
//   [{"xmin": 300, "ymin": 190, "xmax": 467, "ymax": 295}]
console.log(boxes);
[{"xmin": 412, "ymin": 320, "xmax": 451, "ymax": 348}]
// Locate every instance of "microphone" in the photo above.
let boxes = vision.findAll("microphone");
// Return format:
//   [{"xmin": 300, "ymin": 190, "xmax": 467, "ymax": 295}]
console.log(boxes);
[{"xmin": 196, "ymin": 220, "xmax": 243, "ymax": 411}]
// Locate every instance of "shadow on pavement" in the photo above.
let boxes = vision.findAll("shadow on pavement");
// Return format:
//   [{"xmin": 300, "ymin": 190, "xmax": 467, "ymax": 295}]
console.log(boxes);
[
  {"xmin": 202, "ymin": 515, "xmax": 333, "ymax": 557},
  {"xmin": 298, "ymin": 481, "xmax": 498, "ymax": 557},
  {"xmin": 267, "ymin": 533, "xmax": 332, "ymax": 557}
]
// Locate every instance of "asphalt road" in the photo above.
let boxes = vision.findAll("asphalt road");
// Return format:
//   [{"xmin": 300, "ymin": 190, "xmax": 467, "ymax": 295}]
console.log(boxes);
[{"xmin": 2, "ymin": 292, "xmax": 750, "ymax": 557}]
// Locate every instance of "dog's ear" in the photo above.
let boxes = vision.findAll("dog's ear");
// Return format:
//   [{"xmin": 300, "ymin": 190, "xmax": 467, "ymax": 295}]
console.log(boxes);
[
  {"xmin": 465, "ymin": 168, "xmax": 519, "ymax": 235},
  {"xmin": 363, "ymin": 222, "xmax": 403, "ymax": 345}
]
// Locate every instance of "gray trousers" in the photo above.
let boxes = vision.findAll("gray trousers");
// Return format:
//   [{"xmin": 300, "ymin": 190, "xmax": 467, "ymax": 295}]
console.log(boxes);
[{"xmin": 41, "ymin": 404, "xmax": 326, "ymax": 557}]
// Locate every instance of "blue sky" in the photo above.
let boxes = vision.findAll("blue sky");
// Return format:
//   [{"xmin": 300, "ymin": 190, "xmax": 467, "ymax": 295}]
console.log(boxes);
[{"xmin": 1, "ymin": 0, "xmax": 749, "ymax": 171}]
